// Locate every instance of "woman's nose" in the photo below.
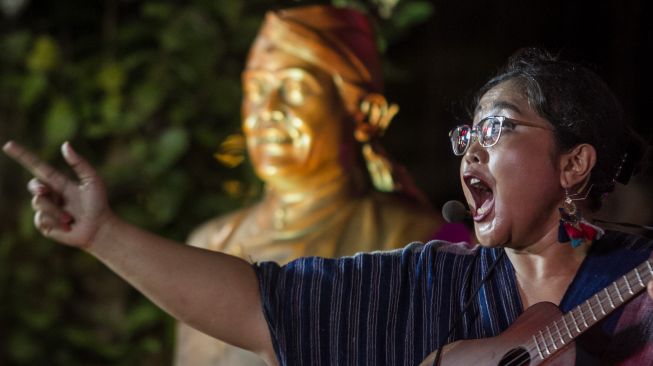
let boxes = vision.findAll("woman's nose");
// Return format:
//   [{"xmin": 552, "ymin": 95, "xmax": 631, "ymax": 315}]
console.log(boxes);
[{"xmin": 464, "ymin": 137, "xmax": 486, "ymax": 164}]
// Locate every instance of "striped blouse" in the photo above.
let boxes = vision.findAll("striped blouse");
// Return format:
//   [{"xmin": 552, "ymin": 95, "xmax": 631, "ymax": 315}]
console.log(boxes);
[{"xmin": 255, "ymin": 231, "xmax": 653, "ymax": 365}]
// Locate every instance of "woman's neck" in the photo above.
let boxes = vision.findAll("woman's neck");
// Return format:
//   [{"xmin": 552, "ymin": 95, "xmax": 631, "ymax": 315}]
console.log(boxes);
[
  {"xmin": 506, "ymin": 234, "xmax": 590, "ymax": 280},
  {"xmin": 506, "ymin": 224, "xmax": 593, "ymax": 307},
  {"xmin": 506, "ymin": 206, "xmax": 596, "ymax": 280}
]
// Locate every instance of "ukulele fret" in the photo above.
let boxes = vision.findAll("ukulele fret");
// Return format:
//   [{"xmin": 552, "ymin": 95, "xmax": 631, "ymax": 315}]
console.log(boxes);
[
  {"xmin": 613, "ymin": 282, "xmax": 624, "ymax": 302},
  {"xmin": 623, "ymin": 275, "xmax": 634, "ymax": 295},
  {"xmin": 579, "ymin": 304, "xmax": 588, "ymax": 328},
  {"xmin": 546, "ymin": 326, "xmax": 558, "ymax": 350},
  {"xmin": 586, "ymin": 301, "xmax": 597, "ymax": 321},
  {"xmin": 533, "ymin": 334, "xmax": 544, "ymax": 359},
  {"xmin": 604, "ymin": 288, "xmax": 615, "ymax": 308},
  {"xmin": 596, "ymin": 292, "xmax": 606, "ymax": 315},
  {"xmin": 553, "ymin": 321, "xmax": 563, "ymax": 344},
  {"xmin": 562, "ymin": 316, "xmax": 573, "ymax": 339},
  {"xmin": 569, "ymin": 309, "xmax": 580, "ymax": 333},
  {"xmin": 538, "ymin": 330, "xmax": 550, "ymax": 355},
  {"xmin": 635, "ymin": 268, "xmax": 644, "ymax": 287}
]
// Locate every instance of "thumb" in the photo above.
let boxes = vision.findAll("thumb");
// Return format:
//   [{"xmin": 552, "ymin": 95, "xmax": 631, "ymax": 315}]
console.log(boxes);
[{"xmin": 61, "ymin": 142, "xmax": 97, "ymax": 184}]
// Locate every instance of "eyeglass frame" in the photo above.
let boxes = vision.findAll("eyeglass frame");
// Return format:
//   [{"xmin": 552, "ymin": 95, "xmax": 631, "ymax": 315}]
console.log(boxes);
[{"xmin": 448, "ymin": 115, "xmax": 555, "ymax": 156}]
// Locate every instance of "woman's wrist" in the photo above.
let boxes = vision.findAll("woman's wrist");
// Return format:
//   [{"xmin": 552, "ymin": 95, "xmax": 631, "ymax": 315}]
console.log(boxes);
[{"xmin": 85, "ymin": 211, "xmax": 119, "ymax": 253}]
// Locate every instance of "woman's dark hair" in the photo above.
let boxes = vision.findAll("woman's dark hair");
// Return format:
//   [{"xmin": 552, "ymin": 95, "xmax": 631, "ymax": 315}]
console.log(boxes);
[{"xmin": 475, "ymin": 48, "xmax": 646, "ymax": 211}]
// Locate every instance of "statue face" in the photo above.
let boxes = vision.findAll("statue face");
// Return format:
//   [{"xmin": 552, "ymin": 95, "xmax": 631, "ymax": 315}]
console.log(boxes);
[{"xmin": 242, "ymin": 47, "xmax": 348, "ymax": 181}]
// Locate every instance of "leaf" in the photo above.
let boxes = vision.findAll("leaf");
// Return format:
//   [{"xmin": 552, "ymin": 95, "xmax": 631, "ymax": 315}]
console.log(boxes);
[
  {"xmin": 18, "ymin": 302, "xmax": 57, "ymax": 330},
  {"xmin": 96, "ymin": 62, "xmax": 125, "ymax": 93},
  {"xmin": 19, "ymin": 72, "xmax": 48, "ymax": 107},
  {"xmin": 129, "ymin": 82, "xmax": 164, "ymax": 126},
  {"xmin": 145, "ymin": 170, "xmax": 189, "ymax": 224},
  {"xmin": 393, "ymin": 1, "xmax": 435, "ymax": 29},
  {"xmin": 141, "ymin": 2, "xmax": 174, "ymax": 20},
  {"xmin": 140, "ymin": 336, "xmax": 162, "ymax": 353},
  {"xmin": 18, "ymin": 203, "xmax": 37, "ymax": 240},
  {"xmin": 26, "ymin": 35, "xmax": 59, "ymax": 72},
  {"xmin": 125, "ymin": 301, "xmax": 162, "ymax": 332},
  {"xmin": 100, "ymin": 93, "xmax": 123, "ymax": 125},
  {"xmin": 43, "ymin": 98, "xmax": 78, "ymax": 147},
  {"xmin": 151, "ymin": 127, "xmax": 189, "ymax": 173}
]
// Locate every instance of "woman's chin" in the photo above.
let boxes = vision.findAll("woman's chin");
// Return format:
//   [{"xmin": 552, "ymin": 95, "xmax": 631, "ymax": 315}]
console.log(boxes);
[{"xmin": 475, "ymin": 222, "xmax": 509, "ymax": 248}]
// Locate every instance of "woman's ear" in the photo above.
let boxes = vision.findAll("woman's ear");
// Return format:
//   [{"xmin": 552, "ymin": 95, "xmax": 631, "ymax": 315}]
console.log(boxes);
[{"xmin": 559, "ymin": 143, "xmax": 597, "ymax": 188}]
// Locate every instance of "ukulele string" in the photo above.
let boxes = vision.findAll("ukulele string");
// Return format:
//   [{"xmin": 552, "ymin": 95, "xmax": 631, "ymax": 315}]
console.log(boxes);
[{"xmin": 503, "ymin": 352, "xmax": 530, "ymax": 366}]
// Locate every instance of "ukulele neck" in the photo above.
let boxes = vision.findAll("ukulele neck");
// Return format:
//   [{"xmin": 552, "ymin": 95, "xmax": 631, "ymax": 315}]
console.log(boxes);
[{"xmin": 529, "ymin": 258, "xmax": 653, "ymax": 359}]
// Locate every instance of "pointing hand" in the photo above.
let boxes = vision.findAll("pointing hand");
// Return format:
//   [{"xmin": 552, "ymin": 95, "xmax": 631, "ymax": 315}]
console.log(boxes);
[{"xmin": 3, "ymin": 141, "xmax": 113, "ymax": 249}]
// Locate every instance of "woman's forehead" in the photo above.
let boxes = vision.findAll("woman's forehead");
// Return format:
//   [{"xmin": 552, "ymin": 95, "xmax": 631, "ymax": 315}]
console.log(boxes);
[{"xmin": 475, "ymin": 81, "xmax": 531, "ymax": 118}]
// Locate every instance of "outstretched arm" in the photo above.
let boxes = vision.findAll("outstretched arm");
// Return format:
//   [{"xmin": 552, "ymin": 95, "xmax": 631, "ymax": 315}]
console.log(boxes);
[{"xmin": 2, "ymin": 141, "xmax": 276, "ymax": 364}]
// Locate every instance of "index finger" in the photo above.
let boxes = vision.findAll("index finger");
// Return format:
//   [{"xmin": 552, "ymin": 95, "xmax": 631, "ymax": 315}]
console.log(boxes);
[{"xmin": 3, "ymin": 141, "xmax": 69, "ymax": 192}]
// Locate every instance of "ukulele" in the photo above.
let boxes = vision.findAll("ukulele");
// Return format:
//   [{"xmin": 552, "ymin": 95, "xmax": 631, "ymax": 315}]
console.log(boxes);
[{"xmin": 419, "ymin": 258, "xmax": 653, "ymax": 366}]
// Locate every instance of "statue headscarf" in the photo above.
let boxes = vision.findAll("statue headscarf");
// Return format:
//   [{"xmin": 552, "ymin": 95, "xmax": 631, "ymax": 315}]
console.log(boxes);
[{"xmin": 246, "ymin": 5, "xmax": 428, "ymax": 204}]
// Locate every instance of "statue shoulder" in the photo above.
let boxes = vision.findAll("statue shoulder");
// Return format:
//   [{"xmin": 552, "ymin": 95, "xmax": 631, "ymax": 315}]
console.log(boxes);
[
  {"xmin": 186, "ymin": 205, "xmax": 257, "ymax": 250},
  {"xmin": 359, "ymin": 191, "xmax": 444, "ymax": 245},
  {"xmin": 367, "ymin": 191, "xmax": 439, "ymax": 218}
]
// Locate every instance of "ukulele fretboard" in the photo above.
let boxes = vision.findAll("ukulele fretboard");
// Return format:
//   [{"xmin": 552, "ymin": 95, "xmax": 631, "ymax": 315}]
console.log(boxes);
[{"xmin": 528, "ymin": 258, "xmax": 653, "ymax": 360}]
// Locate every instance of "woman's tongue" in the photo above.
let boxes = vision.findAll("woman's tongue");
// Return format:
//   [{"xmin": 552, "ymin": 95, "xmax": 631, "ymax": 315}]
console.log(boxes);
[{"xmin": 473, "ymin": 187, "xmax": 494, "ymax": 220}]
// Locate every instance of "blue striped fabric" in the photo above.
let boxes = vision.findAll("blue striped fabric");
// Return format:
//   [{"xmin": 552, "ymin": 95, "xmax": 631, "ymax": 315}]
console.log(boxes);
[
  {"xmin": 256, "ymin": 240, "xmax": 522, "ymax": 365},
  {"xmin": 255, "ymin": 231, "xmax": 653, "ymax": 365}
]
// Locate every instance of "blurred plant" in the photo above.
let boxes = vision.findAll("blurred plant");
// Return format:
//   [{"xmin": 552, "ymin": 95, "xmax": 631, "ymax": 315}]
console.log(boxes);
[{"xmin": 0, "ymin": 0, "xmax": 435, "ymax": 364}]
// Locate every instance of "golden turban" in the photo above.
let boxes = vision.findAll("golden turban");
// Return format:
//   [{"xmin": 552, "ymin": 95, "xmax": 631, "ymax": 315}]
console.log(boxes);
[{"xmin": 247, "ymin": 5, "xmax": 383, "ymax": 114}]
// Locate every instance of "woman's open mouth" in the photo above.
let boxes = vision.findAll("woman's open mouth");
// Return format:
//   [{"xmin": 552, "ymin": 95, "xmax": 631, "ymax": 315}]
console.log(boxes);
[{"xmin": 464, "ymin": 175, "xmax": 495, "ymax": 222}]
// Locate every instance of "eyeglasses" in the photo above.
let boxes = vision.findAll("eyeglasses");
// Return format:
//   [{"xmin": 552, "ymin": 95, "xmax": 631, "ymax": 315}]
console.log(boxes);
[{"xmin": 449, "ymin": 116, "xmax": 554, "ymax": 156}]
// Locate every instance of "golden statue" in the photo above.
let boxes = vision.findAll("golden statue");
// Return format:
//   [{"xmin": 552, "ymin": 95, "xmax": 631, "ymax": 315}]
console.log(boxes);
[{"xmin": 175, "ymin": 5, "xmax": 443, "ymax": 365}]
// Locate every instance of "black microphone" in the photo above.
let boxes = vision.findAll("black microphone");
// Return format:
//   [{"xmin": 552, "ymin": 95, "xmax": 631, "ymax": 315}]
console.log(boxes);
[{"xmin": 442, "ymin": 200, "xmax": 470, "ymax": 223}]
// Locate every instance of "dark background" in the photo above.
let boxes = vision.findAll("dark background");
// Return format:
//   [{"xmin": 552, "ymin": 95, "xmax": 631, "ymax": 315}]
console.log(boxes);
[
  {"xmin": 1, "ymin": 0, "xmax": 651, "ymax": 364},
  {"xmin": 382, "ymin": 0, "xmax": 653, "ymax": 209}
]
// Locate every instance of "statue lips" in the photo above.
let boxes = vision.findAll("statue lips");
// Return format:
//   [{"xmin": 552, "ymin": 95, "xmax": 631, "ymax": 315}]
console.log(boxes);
[{"xmin": 251, "ymin": 129, "xmax": 295, "ymax": 156}]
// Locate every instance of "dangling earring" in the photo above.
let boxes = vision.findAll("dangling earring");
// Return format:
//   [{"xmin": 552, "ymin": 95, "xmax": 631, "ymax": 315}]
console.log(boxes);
[{"xmin": 558, "ymin": 185, "xmax": 604, "ymax": 248}]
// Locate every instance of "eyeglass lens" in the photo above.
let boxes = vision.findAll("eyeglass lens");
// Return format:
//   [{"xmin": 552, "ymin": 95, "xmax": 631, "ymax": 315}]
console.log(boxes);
[{"xmin": 450, "ymin": 117, "xmax": 503, "ymax": 155}]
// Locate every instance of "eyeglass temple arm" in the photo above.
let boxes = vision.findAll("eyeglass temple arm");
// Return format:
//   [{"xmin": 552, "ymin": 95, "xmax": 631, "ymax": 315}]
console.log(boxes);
[{"xmin": 593, "ymin": 218, "xmax": 653, "ymax": 231}]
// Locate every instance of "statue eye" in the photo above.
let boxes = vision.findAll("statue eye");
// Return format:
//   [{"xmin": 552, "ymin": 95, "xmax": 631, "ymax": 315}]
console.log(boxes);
[
  {"xmin": 282, "ymin": 79, "xmax": 306, "ymax": 105},
  {"xmin": 244, "ymin": 79, "xmax": 265, "ymax": 103}
]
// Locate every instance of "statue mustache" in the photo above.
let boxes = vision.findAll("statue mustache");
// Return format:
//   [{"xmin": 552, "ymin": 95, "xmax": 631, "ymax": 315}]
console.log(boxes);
[
  {"xmin": 247, "ymin": 110, "xmax": 303, "ymax": 127},
  {"xmin": 245, "ymin": 111, "xmax": 301, "ymax": 144}
]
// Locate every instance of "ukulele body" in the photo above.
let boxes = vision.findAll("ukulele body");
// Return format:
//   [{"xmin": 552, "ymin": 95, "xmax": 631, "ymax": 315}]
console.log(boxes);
[{"xmin": 422, "ymin": 302, "xmax": 576, "ymax": 366}]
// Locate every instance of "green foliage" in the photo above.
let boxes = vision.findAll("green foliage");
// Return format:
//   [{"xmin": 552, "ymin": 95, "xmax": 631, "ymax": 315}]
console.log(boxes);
[{"xmin": 0, "ymin": 0, "xmax": 434, "ymax": 364}]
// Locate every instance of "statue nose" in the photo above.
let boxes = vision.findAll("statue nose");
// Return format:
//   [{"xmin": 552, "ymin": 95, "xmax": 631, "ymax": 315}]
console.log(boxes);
[{"xmin": 259, "ymin": 86, "xmax": 284, "ymax": 112}]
